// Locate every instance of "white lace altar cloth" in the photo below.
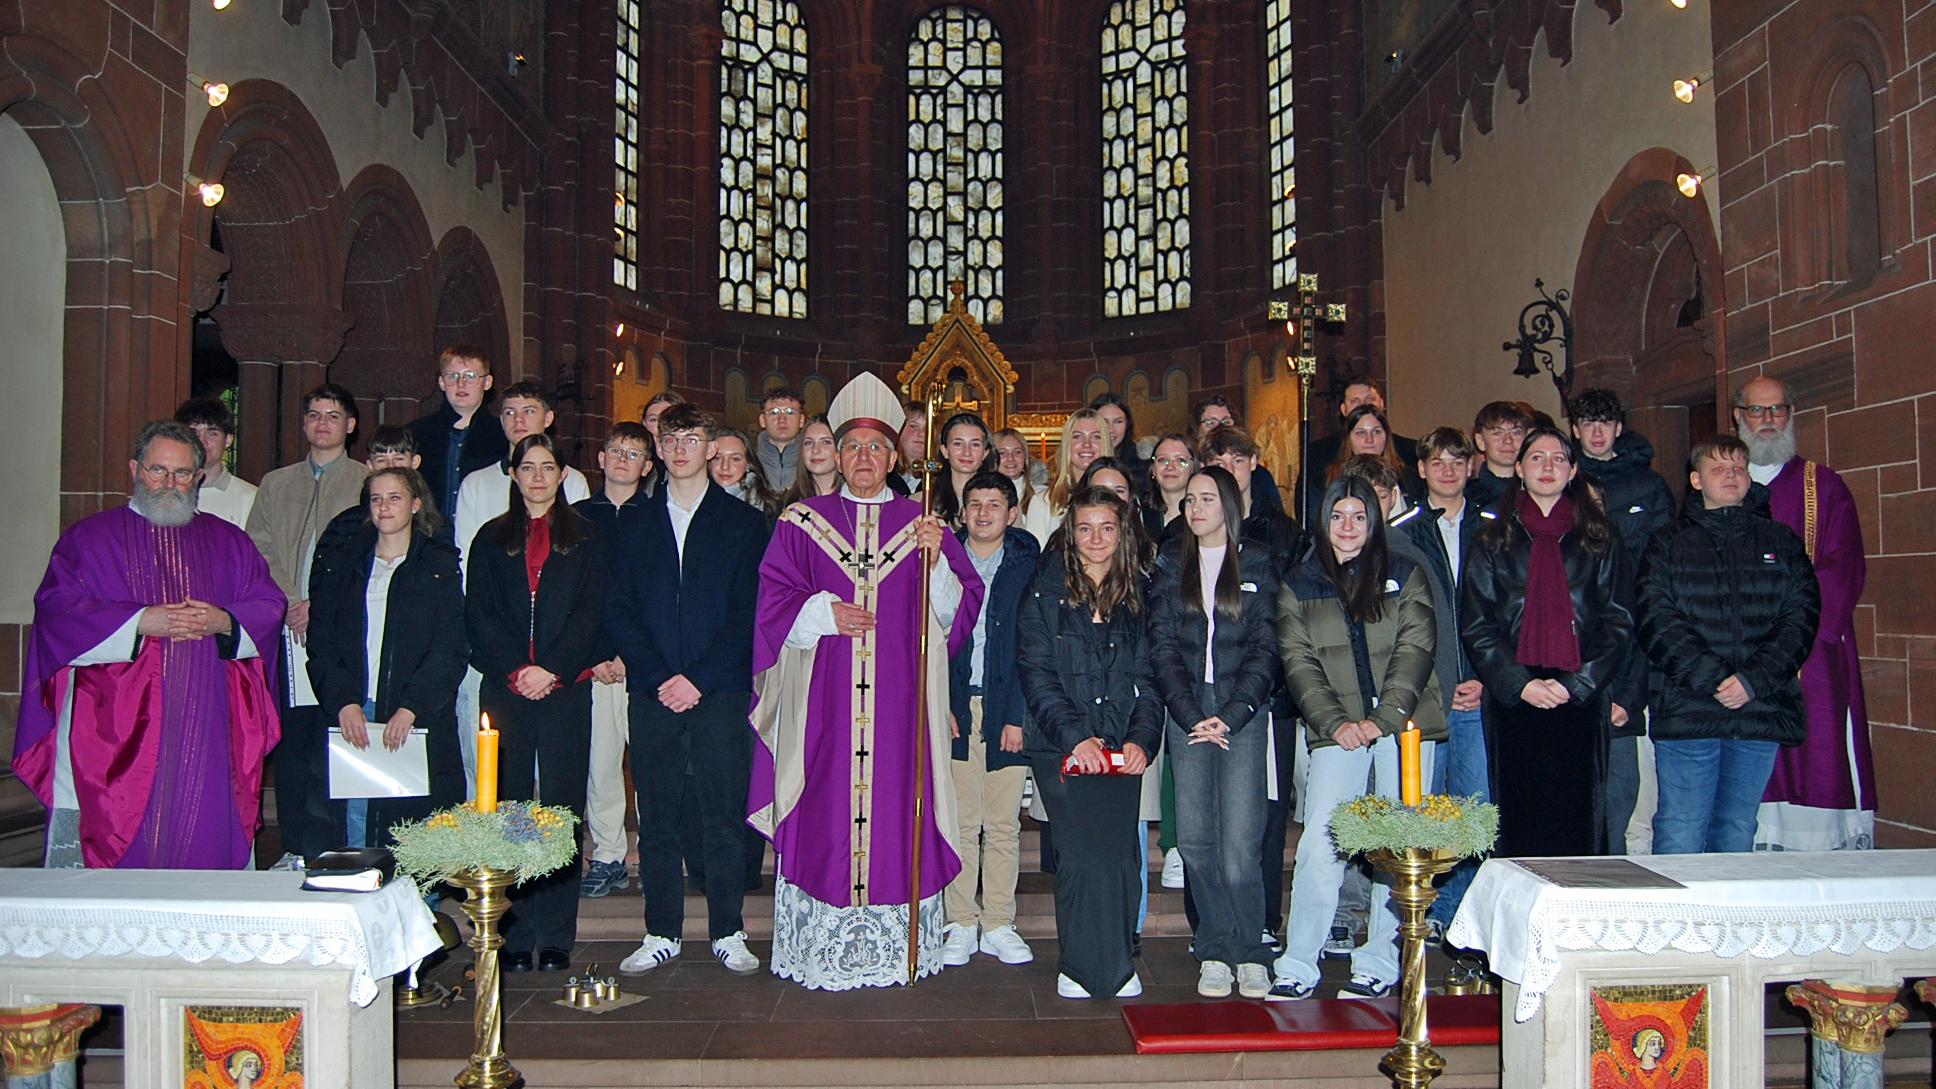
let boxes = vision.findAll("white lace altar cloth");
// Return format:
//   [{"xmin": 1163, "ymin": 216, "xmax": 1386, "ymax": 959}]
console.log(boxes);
[
  {"xmin": 1448, "ymin": 850, "xmax": 1936, "ymax": 1023},
  {"xmin": 770, "ymin": 874, "xmax": 945, "ymax": 990},
  {"xmin": 0, "ymin": 868, "xmax": 442, "ymax": 1007}
]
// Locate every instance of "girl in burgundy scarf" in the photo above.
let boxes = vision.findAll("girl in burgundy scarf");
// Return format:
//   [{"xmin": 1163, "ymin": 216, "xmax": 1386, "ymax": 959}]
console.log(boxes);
[{"xmin": 1460, "ymin": 428, "xmax": 1634, "ymax": 857}]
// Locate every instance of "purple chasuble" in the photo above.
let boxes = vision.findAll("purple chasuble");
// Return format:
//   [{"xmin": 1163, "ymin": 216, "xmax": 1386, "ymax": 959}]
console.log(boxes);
[
  {"xmin": 14, "ymin": 507, "xmax": 285, "ymax": 868},
  {"xmin": 748, "ymin": 493, "xmax": 984, "ymax": 909},
  {"xmin": 1758, "ymin": 457, "xmax": 1877, "ymax": 843}
]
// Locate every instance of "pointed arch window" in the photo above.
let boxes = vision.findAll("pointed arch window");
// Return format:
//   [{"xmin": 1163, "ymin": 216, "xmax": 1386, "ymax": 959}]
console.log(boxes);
[
  {"xmin": 719, "ymin": 0, "xmax": 809, "ymax": 318},
  {"xmin": 907, "ymin": 5, "xmax": 1005, "ymax": 325},
  {"xmin": 613, "ymin": 0, "xmax": 642, "ymax": 291},
  {"xmin": 1266, "ymin": 0, "xmax": 1296, "ymax": 290},
  {"xmin": 1101, "ymin": 0, "xmax": 1191, "ymax": 317}
]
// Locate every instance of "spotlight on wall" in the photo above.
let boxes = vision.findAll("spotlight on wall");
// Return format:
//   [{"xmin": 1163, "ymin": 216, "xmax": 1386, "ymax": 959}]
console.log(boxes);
[
  {"xmin": 1675, "ymin": 168, "xmax": 1713, "ymax": 199},
  {"xmin": 212, "ymin": 0, "xmax": 233, "ymax": 10},
  {"xmin": 1668, "ymin": 0, "xmax": 1688, "ymax": 8},
  {"xmin": 614, "ymin": 321, "xmax": 627, "ymax": 337},
  {"xmin": 1671, "ymin": 72, "xmax": 1711, "ymax": 104},
  {"xmin": 188, "ymin": 73, "xmax": 230, "ymax": 107},
  {"xmin": 506, "ymin": 51, "xmax": 528, "ymax": 77},
  {"xmin": 186, "ymin": 175, "xmax": 226, "ymax": 207}
]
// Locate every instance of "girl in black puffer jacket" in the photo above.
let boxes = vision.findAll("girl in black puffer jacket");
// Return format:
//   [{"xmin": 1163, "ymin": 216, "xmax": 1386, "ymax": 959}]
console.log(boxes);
[
  {"xmin": 1147, "ymin": 467, "xmax": 1280, "ymax": 999},
  {"xmin": 1638, "ymin": 437, "xmax": 1818, "ymax": 854},
  {"xmin": 1461, "ymin": 429, "xmax": 1633, "ymax": 858}
]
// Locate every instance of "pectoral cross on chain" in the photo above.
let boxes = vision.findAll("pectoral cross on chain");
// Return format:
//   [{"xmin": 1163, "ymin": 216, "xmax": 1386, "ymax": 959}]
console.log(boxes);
[{"xmin": 1268, "ymin": 273, "xmax": 1349, "ymax": 385}]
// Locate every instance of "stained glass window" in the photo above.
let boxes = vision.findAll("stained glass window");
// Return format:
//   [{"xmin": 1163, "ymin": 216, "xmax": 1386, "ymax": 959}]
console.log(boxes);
[
  {"xmin": 907, "ymin": 5, "xmax": 1004, "ymax": 325},
  {"xmin": 1100, "ymin": 0, "xmax": 1190, "ymax": 317},
  {"xmin": 613, "ymin": 0, "xmax": 642, "ymax": 291},
  {"xmin": 1266, "ymin": 0, "xmax": 1296, "ymax": 290},
  {"xmin": 719, "ymin": 0, "xmax": 809, "ymax": 318}
]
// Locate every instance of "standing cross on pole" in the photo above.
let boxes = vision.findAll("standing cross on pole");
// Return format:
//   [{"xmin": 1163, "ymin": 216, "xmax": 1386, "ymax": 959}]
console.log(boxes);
[{"xmin": 1269, "ymin": 274, "xmax": 1349, "ymax": 518}]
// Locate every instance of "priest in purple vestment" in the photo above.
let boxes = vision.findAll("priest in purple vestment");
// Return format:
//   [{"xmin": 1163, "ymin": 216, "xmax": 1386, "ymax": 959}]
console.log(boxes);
[
  {"xmin": 748, "ymin": 372, "xmax": 985, "ymax": 989},
  {"xmin": 1734, "ymin": 377, "xmax": 1876, "ymax": 851},
  {"xmin": 13, "ymin": 421, "xmax": 285, "ymax": 870}
]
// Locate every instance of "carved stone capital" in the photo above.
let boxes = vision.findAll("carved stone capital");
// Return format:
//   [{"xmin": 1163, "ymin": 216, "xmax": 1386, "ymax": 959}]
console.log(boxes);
[
  {"xmin": 214, "ymin": 302, "xmax": 355, "ymax": 364},
  {"xmin": 0, "ymin": 1004, "xmax": 101, "ymax": 1076},
  {"xmin": 1786, "ymin": 980, "xmax": 1908, "ymax": 1054},
  {"xmin": 187, "ymin": 241, "xmax": 232, "ymax": 315}
]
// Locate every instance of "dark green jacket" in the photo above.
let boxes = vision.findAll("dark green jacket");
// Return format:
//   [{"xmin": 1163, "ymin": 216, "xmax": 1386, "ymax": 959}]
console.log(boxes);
[{"xmin": 1276, "ymin": 550, "xmax": 1446, "ymax": 750}]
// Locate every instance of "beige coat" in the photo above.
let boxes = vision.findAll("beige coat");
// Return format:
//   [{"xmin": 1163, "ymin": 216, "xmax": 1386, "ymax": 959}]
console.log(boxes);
[{"xmin": 246, "ymin": 454, "xmax": 368, "ymax": 602}]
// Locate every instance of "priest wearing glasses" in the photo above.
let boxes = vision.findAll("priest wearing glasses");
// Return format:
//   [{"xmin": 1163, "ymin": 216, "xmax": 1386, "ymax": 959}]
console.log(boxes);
[{"xmin": 747, "ymin": 372, "xmax": 986, "ymax": 989}]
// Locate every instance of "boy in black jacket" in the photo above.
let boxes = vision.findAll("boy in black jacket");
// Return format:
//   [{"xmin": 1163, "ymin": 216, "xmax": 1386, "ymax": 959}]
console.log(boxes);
[
  {"xmin": 1638, "ymin": 435, "xmax": 1818, "ymax": 854},
  {"xmin": 1571, "ymin": 388, "xmax": 1674, "ymax": 852},
  {"xmin": 942, "ymin": 472, "xmax": 1042, "ymax": 967}
]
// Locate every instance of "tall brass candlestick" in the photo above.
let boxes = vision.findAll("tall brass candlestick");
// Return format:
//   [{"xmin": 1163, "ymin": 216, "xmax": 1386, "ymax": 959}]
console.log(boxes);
[
  {"xmin": 450, "ymin": 865, "xmax": 520, "ymax": 1089},
  {"xmin": 1369, "ymin": 846, "xmax": 1461, "ymax": 1089}
]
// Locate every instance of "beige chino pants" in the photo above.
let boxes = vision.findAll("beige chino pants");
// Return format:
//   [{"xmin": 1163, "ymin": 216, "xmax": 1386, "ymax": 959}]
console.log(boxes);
[{"xmin": 944, "ymin": 696, "xmax": 1029, "ymax": 930}]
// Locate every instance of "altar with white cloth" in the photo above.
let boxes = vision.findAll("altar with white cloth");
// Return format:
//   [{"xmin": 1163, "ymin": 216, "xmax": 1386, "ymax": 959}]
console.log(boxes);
[
  {"xmin": 0, "ymin": 868, "xmax": 441, "ymax": 1088},
  {"xmin": 1448, "ymin": 850, "xmax": 1936, "ymax": 1088}
]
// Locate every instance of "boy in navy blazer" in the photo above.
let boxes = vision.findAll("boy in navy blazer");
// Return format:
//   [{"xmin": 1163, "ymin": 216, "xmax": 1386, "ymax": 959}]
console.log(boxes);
[{"xmin": 607, "ymin": 404, "xmax": 771, "ymax": 978}]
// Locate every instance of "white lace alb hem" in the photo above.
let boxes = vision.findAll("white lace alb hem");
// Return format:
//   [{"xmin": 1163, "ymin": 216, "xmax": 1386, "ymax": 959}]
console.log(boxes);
[{"xmin": 769, "ymin": 874, "xmax": 946, "ymax": 990}]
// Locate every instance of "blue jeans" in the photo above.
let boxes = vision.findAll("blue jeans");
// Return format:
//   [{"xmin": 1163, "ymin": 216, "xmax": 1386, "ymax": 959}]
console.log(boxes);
[
  {"xmin": 1170, "ymin": 708, "xmax": 1270, "ymax": 966},
  {"xmin": 1604, "ymin": 734, "xmax": 1640, "ymax": 853},
  {"xmin": 1275, "ymin": 735, "xmax": 1434, "ymax": 988},
  {"xmin": 1651, "ymin": 738, "xmax": 1780, "ymax": 854},
  {"xmin": 1428, "ymin": 707, "xmax": 1487, "ymax": 927}
]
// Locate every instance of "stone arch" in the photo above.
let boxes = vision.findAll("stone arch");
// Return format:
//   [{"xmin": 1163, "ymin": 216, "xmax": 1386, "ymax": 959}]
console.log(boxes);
[
  {"xmin": 333, "ymin": 166, "xmax": 435, "ymax": 432},
  {"xmin": 1783, "ymin": 21, "xmax": 1898, "ymax": 295},
  {"xmin": 0, "ymin": 30, "xmax": 168, "ymax": 508},
  {"xmin": 801, "ymin": 375, "xmax": 831, "ymax": 416},
  {"xmin": 1571, "ymin": 147, "xmax": 1726, "ymax": 503},
  {"xmin": 721, "ymin": 368, "xmax": 757, "ymax": 432},
  {"xmin": 432, "ymin": 226, "xmax": 512, "ymax": 388},
  {"xmin": 188, "ymin": 80, "xmax": 350, "ymax": 475},
  {"xmin": 1081, "ymin": 373, "xmax": 1111, "ymax": 406},
  {"xmin": 1152, "ymin": 365, "xmax": 1191, "ymax": 436}
]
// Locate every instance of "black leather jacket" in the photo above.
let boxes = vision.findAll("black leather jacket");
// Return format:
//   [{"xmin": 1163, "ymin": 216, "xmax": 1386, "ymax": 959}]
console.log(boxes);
[
  {"xmin": 1459, "ymin": 512, "xmax": 1634, "ymax": 707},
  {"xmin": 1147, "ymin": 537, "xmax": 1280, "ymax": 733}
]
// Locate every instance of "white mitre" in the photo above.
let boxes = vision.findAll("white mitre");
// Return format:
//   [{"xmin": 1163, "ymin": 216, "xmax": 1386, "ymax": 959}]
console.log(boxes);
[{"xmin": 826, "ymin": 371, "xmax": 907, "ymax": 442}]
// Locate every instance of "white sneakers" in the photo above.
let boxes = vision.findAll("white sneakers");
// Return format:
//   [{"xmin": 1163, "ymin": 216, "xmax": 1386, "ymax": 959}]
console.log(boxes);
[
  {"xmin": 978, "ymin": 925, "xmax": 1034, "ymax": 964},
  {"xmin": 943, "ymin": 923, "xmax": 1036, "ymax": 966},
  {"xmin": 1197, "ymin": 960, "xmax": 1234, "ymax": 997},
  {"xmin": 1236, "ymin": 963, "xmax": 1272, "ymax": 999},
  {"xmin": 1160, "ymin": 848, "xmax": 1185, "ymax": 889},
  {"xmin": 711, "ymin": 931, "xmax": 759, "ymax": 975},
  {"xmin": 941, "ymin": 923, "xmax": 978, "ymax": 966},
  {"xmin": 1057, "ymin": 972, "xmax": 1143, "ymax": 999},
  {"xmin": 617, "ymin": 934, "xmax": 682, "ymax": 976}
]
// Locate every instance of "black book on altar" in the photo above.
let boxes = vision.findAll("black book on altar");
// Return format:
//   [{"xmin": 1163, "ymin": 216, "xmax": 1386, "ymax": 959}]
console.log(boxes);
[{"xmin": 301, "ymin": 847, "xmax": 397, "ymax": 893}]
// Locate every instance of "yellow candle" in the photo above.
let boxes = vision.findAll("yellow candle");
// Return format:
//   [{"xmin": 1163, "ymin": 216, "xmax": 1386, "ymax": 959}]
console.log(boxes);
[
  {"xmin": 1400, "ymin": 719, "xmax": 1423, "ymax": 807},
  {"xmin": 476, "ymin": 712, "xmax": 500, "ymax": 814}
]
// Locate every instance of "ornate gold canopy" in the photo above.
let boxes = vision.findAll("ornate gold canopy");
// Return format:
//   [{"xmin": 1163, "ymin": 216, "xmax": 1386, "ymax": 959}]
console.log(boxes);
[{"xmin": 896, "ymin": 282, "xmax": 1020, "ymax": 430}]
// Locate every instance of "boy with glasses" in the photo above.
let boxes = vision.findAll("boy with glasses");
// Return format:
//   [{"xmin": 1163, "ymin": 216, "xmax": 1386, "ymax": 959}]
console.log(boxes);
[
  {"xmin": 756, "ymin": 386, "xmax": 806, "ymax": 489},
  {"xmin": 574, "ymin": 423, "xmax": 655, "ymax": 898},
  {"xmin": 409, "ymin": 345, "xmax": 507, "ymax": 519},
  {"xmin": 247, "ymin": 383, "xmax": 369, "ymax": 868}
]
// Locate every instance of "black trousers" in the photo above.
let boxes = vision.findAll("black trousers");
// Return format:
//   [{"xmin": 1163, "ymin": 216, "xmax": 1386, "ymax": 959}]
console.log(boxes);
[
  {"xmin": 486, "ymin": 683, "xmax": 593, "ymax": 955},
  {"xmin": 632, "ymin": 690, "xmax": 753, "ymax": 941},
  {"xmin": 270, "ymin": 654, "xmax": 330, "ymax": 859},
  {"xmin": 1033, "ymin": 758, "xmax": 1142, "ymax": 997}
]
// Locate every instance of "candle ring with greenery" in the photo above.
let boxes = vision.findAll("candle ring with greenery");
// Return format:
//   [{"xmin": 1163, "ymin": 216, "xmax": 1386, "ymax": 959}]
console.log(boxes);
[
  {"xmin": 390, "ymin": 800, "xmax": 581, "ymax": 886},
  {"xmin": 1329, "ymin": 793, "xmax": 1499, "ymax": 859}
]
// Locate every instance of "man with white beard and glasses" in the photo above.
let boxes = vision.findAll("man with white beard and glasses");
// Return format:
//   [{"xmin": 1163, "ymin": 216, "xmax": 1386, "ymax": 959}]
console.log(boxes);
[
  {"xmin": 14, "ymin": 421, "xmax": 284, "ymax": 868},
  {"xmin": 1733, "ymin": 376, "xmax": 1874, "ymax": 852}
]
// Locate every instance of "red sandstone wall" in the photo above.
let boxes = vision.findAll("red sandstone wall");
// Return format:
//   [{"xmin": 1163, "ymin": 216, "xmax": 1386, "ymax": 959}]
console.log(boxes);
[{"xmin": 1711, "ymin": 0, "xmax": 1936, "ymax": 845}]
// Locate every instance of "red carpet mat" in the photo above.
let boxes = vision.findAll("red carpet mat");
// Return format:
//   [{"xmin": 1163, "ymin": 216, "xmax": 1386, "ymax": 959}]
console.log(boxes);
[{"xmin": 1121, "ymin": 993, "xmax": 1501, "ymax": 1054}]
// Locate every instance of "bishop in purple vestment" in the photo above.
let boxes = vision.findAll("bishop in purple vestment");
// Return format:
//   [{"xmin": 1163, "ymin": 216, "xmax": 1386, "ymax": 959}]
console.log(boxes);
[
  {"xmin": 1735, "ymin": 378, "xmax": 1876, "ymax": 851},
  {"xmin": 748, "ymin": 375, "xmax": 985, "ymax": 989},
  {"xmin": 13, "ymin": 422, "xmax": 284, "ymax": 869}
]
